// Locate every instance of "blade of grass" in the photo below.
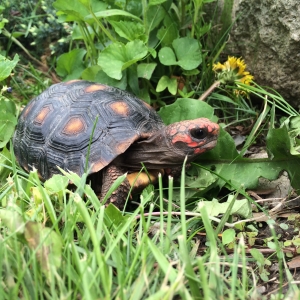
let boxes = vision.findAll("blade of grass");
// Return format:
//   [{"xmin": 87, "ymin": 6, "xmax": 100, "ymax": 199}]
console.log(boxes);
[{"xmin": 73, "ymin": 194, "xmax": 110, "ymax": 296}]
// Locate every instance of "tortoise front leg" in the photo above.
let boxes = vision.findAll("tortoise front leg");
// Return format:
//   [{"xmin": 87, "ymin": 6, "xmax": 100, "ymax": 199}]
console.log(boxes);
[
  {"xmin": 100, "ymin": 164, "xmax": 131, "ymax": 209},
  {"xmin": 100, "ymin": 166, "xmax": 164, "ymax": 209}
]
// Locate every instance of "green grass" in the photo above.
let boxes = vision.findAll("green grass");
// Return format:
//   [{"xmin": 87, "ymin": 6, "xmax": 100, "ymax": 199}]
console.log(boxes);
[{"xmin": 0, "ymin": 150, "xmax": 299, "ymax": 300}]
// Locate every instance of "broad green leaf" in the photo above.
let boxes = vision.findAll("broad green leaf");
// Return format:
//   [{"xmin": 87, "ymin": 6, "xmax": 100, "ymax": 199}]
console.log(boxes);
[
  {"xmin": 98, "ymin": 44, "xmax": 125, "ymax": 80},
  {"xmin": 200, "ymin": 128, "xmax": 239, "ymax": 161},
  {"xmin": 222, "ymin": 229, "xmax": 236, "ymax": 245},
  {"xmin": 81, "ymin": 65, "xmax": 102, "ymax": 81},
  {"xmin": 94, "ymin": 70, "xmax": 128, "ymax": 90},
  {"xmin": 0, "ymin": 54, "xmax": 19, "ymax": 82},
  {"xmin": 104, "ymin": 203, "xmax": 130, "ymax": 227},
  {"xmin": 172, "ymin": 165, "xmax": 218, "ymax": 201},
  {"xmin": 72, "ymin": 24, "xmax": 94, "ymax": 40},
  {"xmin": 125, "ymin": 0, "xmax": 142, "ymax": 16},
  {"xmin": 0, "ymin": 18, "xmax": 8, "ymax": 31},
  {"xmin": 137, "ymin": 63, "xmax": 157, "ymax": 79},
  {"xmin": 197, "ymin": 196, "xmax": 251, "ymax": 219},
  {"xmin": 183, "ymin": 69, "xmax": 200, "ymax": 76},
  {"xmin": 109, "ymin": 21, "xmax": 146, "ymax": 42},
  {"xmin": 98, "ymin": 40, "xmax": 148, "ymax": 80},
  {"xmin": 0, "ymin": 99, "xmax": 17, "ymax": 148},
  {"xmin": 0, "ymin": 209, "xmax": 24, "ymax": 234},
  {"xmin": 122, "ymin": 41, "xmax": 148, "ymax": 69},
  {"xmin": 44, "ymin": 174, "xmax": 69, "ymax": 194},
  {"xmin": 24, "ymin": 221, "xmax": 62, "ymax": 280},
  {"xmin": 158, "ymin": 47, "xmax": 177, "ymax": 66},
  {"xmin": 0, "ymin": 147, "xmax": 11, "ymax": 184},
  {"xmin": 172, "ymin": 37, "xmax": 202, "ymax": 70},
  {"xmin": 0, "ymin": 97, "xmax": 16, "ymax": 115},
  {"xmin": 156, "ymin": 15, "xmax": 179, "ymax": 47},
  {"xmin": 30, "ymin": 187, "xmax": 43, "ymax": 205},
  {"xmin": 199, "ymin": 125, "xmax": 300, "ymax": 193},
  {"xmin": 282, "ymin": 116, "xmax": 300, "ymax": 154},
  {"xmin": 158, "ymin": 38, "xmax": 202, "ymax": 70},
  {"xmin": 266, "ymin": 126, "xmax": 291, "ymax": 159},
  {"xmin": 82, "ymin": 65, "xmax": 128, "ymax": 90},
  {"xmin": 156, "ymin": 76, "xmax": 177, "ymax": 95},
  {"xmin": 267, "ymin": 241, "xmax": 277, "ymax": 250},
  {"xmin": 149, "ymin": 0, "xmax": 167, "ymax": 5},
  {"xmin": 148, "ymin": 47, "xmax": 157, "ymax": 58},
  {"xmin": 85, "ymin": 9, "xmax": 142, "ymax": 23},
  {"xmin": 127, "ymin": 66, "xmax": 140, "ymax": 96},
  {"xmin": 56, "ymin": 48, "xmax": 86, "ymax": 80},
  {"xmin": 158, "ymin": 98, "xmax": 217, "ymax": 124},
  {"xmin": 54, "ymin": 0, "xmax": 107, "ymax": 22},
  {"xmin": 53, "ymin": 0, "xmax": 90, "ymax": 21},
  {"xmin": 146, "ymin": 5, "xmax": 166, "ymax": 32},
  {"xmin": 250, "ymin": 248, "xmax": 265, "ymax": 265}
]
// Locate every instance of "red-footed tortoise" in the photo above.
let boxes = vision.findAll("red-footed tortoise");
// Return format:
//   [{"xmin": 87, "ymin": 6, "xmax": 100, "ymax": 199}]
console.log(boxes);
[{"xmin": 13, "ymin": 80, "xmax": 220, "ymax": 208}]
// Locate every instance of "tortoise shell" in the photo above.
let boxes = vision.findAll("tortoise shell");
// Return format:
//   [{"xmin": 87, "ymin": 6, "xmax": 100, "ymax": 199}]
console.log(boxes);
[{"xmin": 13, "ymin": 80, "xmax": 164, "ymax": 180}]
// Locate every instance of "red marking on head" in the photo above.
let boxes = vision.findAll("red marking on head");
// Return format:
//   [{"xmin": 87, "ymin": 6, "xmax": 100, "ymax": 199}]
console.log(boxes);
[
  {"xmin": 193, "ymin": 148, "xmax": 206, "ymax": 154},
  {"xmin": 171, "ymin": 133, "xmax": 192, "ymax": 144},
  {"xmin": 187, "ymin": 141, "xmax": 199, "ymax": 148},
  {"xmin": 166, "ymin": 118, "xmax": 220, "ymax": 154}
]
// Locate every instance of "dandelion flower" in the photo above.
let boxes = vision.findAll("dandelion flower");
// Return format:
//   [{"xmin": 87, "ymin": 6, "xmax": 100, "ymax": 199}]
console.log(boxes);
[{"xmin": 213, "ymin": 56, "xmax": 254, "ymax": 94}]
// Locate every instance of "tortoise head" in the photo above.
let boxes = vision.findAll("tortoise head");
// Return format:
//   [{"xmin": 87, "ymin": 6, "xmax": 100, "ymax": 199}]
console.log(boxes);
[
  {"xmin": 118, "ymin": 118, "xmax": 219, "ymax": 169},
  {"xmin": 164, "ymin": 118, "xmax": 220, "ymax": 159}
]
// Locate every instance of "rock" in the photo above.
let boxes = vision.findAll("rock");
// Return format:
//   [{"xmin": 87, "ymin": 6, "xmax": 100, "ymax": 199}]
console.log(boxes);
[{"xmin": 210, "ymin": 0, "xmax": 300, "ymax": 108}]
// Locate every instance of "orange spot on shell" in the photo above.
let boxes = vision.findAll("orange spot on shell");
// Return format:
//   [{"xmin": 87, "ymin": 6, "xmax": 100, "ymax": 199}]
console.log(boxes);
[
  {"xmin": 65, "ymin": 79, "xmax": 81, "ymax": 84},
  {"xmin": 34, "ymin": 105, "xmax": 52, "ymax": 125},
  {"xmin": 23, "ymin": 101, "xmax": 34, "ymax": 118},
  {"xmin": 110, "ymin": 101, "xmax": 130, "ymax": 116},
  {"xmin": 116, "ymin": 141, "xmax": 131, "ymax": 154},
  {"xmin": 91, "ymin": 160, "xmax": 106, "ymax": 173},
  {"xmin": 142, "ymin": 101, "xmax": 152, "ymax": 110},
  {"xmin": 62, "ymin": 117, "xmax": 86, "ymax": 135},
  {"xmin": 85, "ymin": 84, "xmax": 107, "ymax": 93}
]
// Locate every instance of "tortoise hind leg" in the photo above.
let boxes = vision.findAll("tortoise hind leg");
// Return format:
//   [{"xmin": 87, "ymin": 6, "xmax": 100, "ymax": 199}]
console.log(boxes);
[{"xmin": 100, "ymin": 164, "xmax": 131, "ymax": 209}]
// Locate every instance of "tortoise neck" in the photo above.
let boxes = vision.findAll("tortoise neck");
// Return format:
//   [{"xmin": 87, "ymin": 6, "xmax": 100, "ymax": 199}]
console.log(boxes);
[{"xmin": 115, "ymin": 129, "xmax": 188, "ymax": 169}]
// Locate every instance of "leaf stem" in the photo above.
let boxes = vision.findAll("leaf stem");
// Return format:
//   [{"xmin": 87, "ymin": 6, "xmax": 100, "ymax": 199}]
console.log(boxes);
[{"xmin": 198, "ymin": 80, "xmax": 221, "ymax": 100}]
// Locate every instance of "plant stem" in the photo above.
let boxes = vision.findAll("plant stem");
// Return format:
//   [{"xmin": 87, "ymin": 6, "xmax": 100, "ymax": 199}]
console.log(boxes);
[
  {"xmin": 198, "ymin": 80, "xmax": 221, "ymax": 100},
  {"xmin": 2, "ymin": 28, "xmax": 45, "ymax": 68}
]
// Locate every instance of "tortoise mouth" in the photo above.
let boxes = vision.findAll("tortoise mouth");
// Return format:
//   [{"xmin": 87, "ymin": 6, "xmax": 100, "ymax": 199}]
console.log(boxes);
[{"xmin": 198, "ymin": 139, "xmax": 218, "ymax": 150}]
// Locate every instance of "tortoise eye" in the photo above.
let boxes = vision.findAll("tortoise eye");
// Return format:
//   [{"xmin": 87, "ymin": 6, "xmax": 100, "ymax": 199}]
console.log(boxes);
[{"xmin": 190, "ymin": 128, "xmax": 207, "ymax": 140}]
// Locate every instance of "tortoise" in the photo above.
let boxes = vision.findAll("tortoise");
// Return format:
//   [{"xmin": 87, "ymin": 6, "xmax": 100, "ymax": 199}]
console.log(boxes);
[{"xmin": 13, "ymin": 80, "xmax": 220, "ymax": 208}]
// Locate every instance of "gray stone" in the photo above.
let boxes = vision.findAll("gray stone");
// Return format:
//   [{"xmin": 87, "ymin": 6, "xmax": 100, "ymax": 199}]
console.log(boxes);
[{"xmin": 214, "ymin": 0, "xmax": 300, "ymax": 107}]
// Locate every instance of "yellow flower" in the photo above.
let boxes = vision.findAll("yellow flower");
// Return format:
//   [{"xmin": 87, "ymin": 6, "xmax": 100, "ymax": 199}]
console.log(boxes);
[{"xmin": 213, "ymin": 56, "xmax": 254, "ymax": 94}]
